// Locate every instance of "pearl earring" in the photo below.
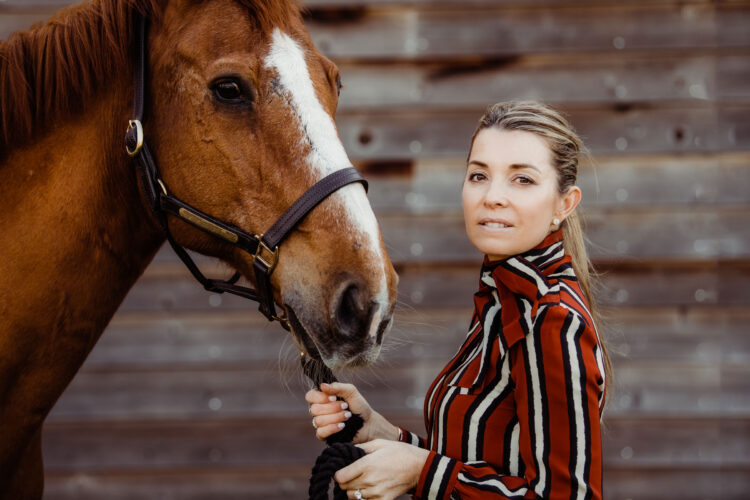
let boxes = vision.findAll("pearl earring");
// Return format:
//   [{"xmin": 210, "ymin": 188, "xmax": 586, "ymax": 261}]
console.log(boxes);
[{"xmin": 553, "ymin": 217, "xmax": 560, "ymax": 226}]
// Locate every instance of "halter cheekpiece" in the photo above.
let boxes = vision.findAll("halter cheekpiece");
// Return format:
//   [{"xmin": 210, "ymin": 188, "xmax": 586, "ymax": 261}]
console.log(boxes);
[{"xmin": 124, "ymin": 13, "xmax": 368, "ymax": 328}]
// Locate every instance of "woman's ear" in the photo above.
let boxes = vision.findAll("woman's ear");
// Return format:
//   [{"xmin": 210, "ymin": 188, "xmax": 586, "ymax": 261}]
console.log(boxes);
[{"xmin": 557, "ymin": 186, "xmax": 582, "ymax": 222}]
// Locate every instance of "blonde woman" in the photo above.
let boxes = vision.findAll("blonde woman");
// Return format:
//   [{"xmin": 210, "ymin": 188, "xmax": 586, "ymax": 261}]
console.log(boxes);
[{"xmin": 308, "ymin": 101, "xmax": 611, "ymax": 500}]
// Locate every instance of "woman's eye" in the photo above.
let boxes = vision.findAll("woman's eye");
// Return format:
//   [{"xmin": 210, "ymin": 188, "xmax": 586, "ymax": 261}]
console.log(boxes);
[
  {"xmin": 211, "ymin": 79, "xmax": 248, "ymax": 104},
  {"xmin": 515, "ymin": 175, "xmax": 535, "ymax": 185},
  {"xmin": 468, "ymin": 172, "xmax": 486, "ymax": 182}
]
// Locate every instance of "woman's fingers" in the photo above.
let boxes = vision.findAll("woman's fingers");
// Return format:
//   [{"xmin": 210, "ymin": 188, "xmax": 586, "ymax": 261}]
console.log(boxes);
[
  {"xmin": 334, "ymin": 459, "xmax": 364, "ymax": 489},
  {"xmin": 305, "ymin": 389, "xmax": 338, "ymax": 405},
  {"xmin": 310, "ymin": 400, "xmax": 349, "ymax": 418},
  {"xmin": 315, "ymin": 421, "xmax": 346, "ymax": 440},
  {"xmin": 321, "ymin": 382, "xmax": 359, "ymax": 401},
  {"xmin": 312, "ymin": 409, "xmax": 352, "ymax": 429}
]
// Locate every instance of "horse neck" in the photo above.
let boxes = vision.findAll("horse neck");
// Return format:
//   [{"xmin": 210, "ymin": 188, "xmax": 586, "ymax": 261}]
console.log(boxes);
[
  {"xmin": 0, "ymin": 75, "xmax": 166, "ymax": 483},
  {"xmin": 0, "ymin": 84, "xmax": 164, "ymax": 357}
]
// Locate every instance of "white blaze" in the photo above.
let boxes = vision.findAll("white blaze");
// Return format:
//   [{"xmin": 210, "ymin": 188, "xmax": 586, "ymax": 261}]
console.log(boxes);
[{"xmin": 264, "ymin": 29, "xmax": 388, "ymax": 338}]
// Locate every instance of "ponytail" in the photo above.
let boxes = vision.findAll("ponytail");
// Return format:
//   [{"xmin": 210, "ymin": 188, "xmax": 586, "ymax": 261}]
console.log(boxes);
[{"xmin": 562, "ymin": 211, "xmax": 613, "ymax": 394}]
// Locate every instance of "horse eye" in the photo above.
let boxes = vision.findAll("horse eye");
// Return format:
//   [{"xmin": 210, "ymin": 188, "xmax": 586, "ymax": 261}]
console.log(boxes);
[{"xmin": 211, "ymin": 79, "xmax": 246, "ymax": 104}]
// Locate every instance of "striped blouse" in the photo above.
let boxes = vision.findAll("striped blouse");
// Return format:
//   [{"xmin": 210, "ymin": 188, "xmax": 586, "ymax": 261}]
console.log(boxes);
[{"xmin": 399, "ymin": 230, "xmax": 606, "ymax": 500}]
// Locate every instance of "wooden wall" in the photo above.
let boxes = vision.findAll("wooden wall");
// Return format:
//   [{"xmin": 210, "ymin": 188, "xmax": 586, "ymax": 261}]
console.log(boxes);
[{"xmin": 1, "ymin": 0, "xmax": 749, "ymax": 498}]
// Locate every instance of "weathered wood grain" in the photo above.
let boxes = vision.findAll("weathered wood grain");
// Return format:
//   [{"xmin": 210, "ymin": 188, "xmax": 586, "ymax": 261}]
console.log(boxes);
[
  {"xmin": 396, "ymin": 263, "xmax": 750, "ymax": 308},
  {"xmin": 363, "ymin": 155, "xmax": 750, "ymax": 214},
  {"xmin": 337, "ymin": 105, "xmax": 749, "ymax": 159},
  {"xmin": 84, "ymin": 306, "xmax": 750, "ymax": 369},
  {"xmin": 40, "ymin": 416, "xmax": 750, "ymax": 471},
  {"xmin": 305, "ymin": 0, "xmax": 712, "ymax": 7},
  {"xmin": 605, "ymin": 468, "xmax": 749, "ymax": 500},
  {"xmin": 718, "ymin": 55, "xmax": 750, "ymax": 100},
  {"xmin": 0, "ymin": 12, "xmax": 56, "ymax": 40},
  {"xmin": 305, "ymin": 4, "xmax": 742, "ymax": 60},
  {"xmin": 46, "ymin": 356, "xmax": 750, "ymax": 420},
  {"xmin": 0, "ymin": 0, "xmax": 69, "ymax": 7},
  {"xmin": 42, "ymin": 466, "xmax": 750, "ymax": 500},
  {"xmin": 375, "ymin": 209, "xmax": 750, "ymax": 263},
  {"xmin": 337, "ymin": 55, "xmax": 723, "ymax": 110},
  {"xmin": 117, "ymin": 260, "xmax": 750, "ymax": 314},
  {"xmin": 44, "ymin": 466, "xmax": 315, "ymax": 500}
]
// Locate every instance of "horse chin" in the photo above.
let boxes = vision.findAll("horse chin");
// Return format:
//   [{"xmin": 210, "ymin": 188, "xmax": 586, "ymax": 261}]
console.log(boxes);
[
  {"xmin": 285, "ymin": 304, "xmax": 324, "ymax": 362},
  {"xmin": 284, "ymin": 304, "xmax": 382, "ymax": 370}
]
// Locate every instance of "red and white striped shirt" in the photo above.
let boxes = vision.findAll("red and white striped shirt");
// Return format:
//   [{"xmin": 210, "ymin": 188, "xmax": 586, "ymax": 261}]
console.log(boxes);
[{"xmin": 399, "ymin": 230, "xmax": 606, "ymax": 500}]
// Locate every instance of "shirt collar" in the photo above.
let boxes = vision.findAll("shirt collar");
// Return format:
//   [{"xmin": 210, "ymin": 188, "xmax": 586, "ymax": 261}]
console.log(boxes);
[{"xmin": 478, "ymin": 229, "xmax": 567, "ymax": 301}]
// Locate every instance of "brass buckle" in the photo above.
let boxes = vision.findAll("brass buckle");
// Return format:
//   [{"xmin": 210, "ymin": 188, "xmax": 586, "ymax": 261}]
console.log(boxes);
[
  {"xmin": 254, "ymin": 234, "xmax": 279, "ymax": 273},
  {"xmin": 126, "ymin": 120, "xmax": 144, "ymax": 156},
  {"xmin": 273, "ymin": 312, "xmax": 290, "ymax": 331}
]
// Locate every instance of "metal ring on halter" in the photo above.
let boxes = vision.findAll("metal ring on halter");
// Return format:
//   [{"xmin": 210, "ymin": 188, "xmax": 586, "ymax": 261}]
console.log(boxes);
[
  {"xmin": 126, "ymin": 120, "xmax": 144, "ymax": 156},
  {"xmin": 354, "ymin": 489, "xmax": 363, "ymax": 500}
]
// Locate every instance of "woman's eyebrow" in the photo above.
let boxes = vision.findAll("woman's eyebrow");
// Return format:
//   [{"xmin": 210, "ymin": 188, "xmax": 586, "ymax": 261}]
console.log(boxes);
[
  {"xmin": 467, "ymin": 160, "xmax": 542, "ymax": 173},
  {"xmin": 509, "ymin": 163, "xmax": 541, "ymax": 173}
]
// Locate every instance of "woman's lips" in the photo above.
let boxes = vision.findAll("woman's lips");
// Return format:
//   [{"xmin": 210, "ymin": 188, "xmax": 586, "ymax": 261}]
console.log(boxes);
[{"xmin": 479, "ymin": 218, "xmax": 514, "ymax": 229}]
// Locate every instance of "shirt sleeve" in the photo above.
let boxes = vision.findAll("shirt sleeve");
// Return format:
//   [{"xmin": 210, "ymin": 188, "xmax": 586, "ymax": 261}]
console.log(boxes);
[
  {"xmin": 414, "ymin": 305, "xmax": 604, "ymax": 500},
  {"xmin": 398, "ymin": 426, "xmax": 426, "ymax": 448}
]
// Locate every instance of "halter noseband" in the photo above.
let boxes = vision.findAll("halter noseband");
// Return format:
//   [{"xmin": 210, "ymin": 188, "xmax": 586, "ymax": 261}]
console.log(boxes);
[{"xmin": 124, "ymin": 14, "xmax": 368, "ymax": 329}]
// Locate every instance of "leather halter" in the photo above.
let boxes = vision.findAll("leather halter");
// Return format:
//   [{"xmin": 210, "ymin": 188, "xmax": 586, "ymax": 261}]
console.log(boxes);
[{"xmin": 124, "ymin": 14, "xmax": 368, "ymax": 329}]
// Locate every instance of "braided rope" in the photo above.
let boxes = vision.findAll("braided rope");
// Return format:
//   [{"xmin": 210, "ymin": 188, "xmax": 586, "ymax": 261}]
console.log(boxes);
[
  {"xmin": 302, "ymin": 355, "xmax": 366, "ymax": 500},
  {"xmin": 309, "ymin": 442, "xmax": 366, "ymax": 500}
]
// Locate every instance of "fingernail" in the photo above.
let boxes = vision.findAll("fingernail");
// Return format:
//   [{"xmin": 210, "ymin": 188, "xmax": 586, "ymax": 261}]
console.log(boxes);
[
  {"xmin": 340, "ymin": 402, "xmax": 348, "ymax": 410},
  {"xmin": 328, "ymin": 395, "xmax": 337, "ymax": 402},
  {"xmin": 338, "ymin": 422, "xmax": 345, "ymax": 429},
  {"xmin": 344, "ymin": 411, "xmax": 352, "ymax": 419},
  {"xmin": 321, "ymin": 383, "xmax": 330, "ymax": 389}
]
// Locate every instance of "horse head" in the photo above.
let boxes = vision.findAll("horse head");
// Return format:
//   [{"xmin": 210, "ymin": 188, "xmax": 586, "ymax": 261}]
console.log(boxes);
[{"xmin": 143, "ymin": 0, "xmax": 397, "ymax": 368}]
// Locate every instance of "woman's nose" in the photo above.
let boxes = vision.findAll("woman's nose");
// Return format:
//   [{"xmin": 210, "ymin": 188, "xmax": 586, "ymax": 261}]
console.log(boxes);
[{"xmin": 483, "ymin": 180, "xmax": 509, "ymax": 206}]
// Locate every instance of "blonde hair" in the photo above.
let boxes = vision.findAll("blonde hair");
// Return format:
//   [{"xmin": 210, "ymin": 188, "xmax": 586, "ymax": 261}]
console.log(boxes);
[{"xmin": 469, "ymin": 100, "xmax": 613, "ymax": 395}]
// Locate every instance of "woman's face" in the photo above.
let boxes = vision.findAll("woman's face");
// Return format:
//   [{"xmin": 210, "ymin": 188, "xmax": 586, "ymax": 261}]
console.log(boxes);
[{"xmin": 462, "ymin": 127, "xmax": 580, "ymax": 261}]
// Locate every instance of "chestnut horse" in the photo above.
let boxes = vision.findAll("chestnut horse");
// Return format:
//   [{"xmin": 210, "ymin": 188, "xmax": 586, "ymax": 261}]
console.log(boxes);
[{"xmin": 0, "ymin": 0, "xmax": 397, "ymax": 496}]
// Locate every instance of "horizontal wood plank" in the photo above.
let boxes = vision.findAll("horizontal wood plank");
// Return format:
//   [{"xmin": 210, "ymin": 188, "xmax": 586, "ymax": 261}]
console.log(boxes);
[
  {"xmin": 0, "ymin": 12, "xmax": 56, "ymax": 40},
  {"xmin": 337, "ymin": 105, "xmax": 747, "ymax": 159},
  {"xmin": 42, "ymin": 466, "xmax": 750, "ymax": 500},
  {"xmin": 118, "ymin": 261, "xmax": 750, "ymax": 314},
  {"xmin": 85, "ymin": 306, "xmax": 750, "ymax": 369},
  {"xmin": 306, "ymin": 4, "xmax": 746, "ymax": 60},
  {"xmin": 379, "ymin": 209, "xmax": 750, "ymax": 263},
  {"xmin": 47, "ymin": 357, "xmax": 750, "ymax": 420},
  {"xmin": 304, "ymin": 0, "xmax": 713, "ymax": 7},
  {"xmin": 394, "ymin": 263, "xmax": 750, "ymax": 308},
  {"xmin": 44, "ymin": 466, "xmax": 315, "ymax": 500},
  {"xmin": 604, "ymin": 467, "xmax": 750, "ymax": 500},
  {"xmin": 40, "ymin": 416, "xmax": 750, "ymax": 472},
  {"xmin": 363, "ymin": 155, "xmax": 750, "ymax": 213},
  {"xmin": 718, "ymin": 55, "xmax": 750, "ymax": 100},
  {"xmin": 336, "ymin": 54, "xmax": 730, "ymax": 110}
]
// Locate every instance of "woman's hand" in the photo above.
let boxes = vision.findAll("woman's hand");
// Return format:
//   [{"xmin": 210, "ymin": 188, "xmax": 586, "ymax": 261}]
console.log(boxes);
[
  {"xmin": 306, "ymin": 382, "xmax": 398, "ymax": 444},
  {"xmin": 334, "ymin": 439, "xmax": 430, "ymax": 500}
]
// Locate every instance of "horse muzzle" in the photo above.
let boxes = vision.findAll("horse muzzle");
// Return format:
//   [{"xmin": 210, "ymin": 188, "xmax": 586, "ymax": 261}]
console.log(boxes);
[{"xmin": 283, "ymin": 285, "xmax": 393, "ymax": 369}]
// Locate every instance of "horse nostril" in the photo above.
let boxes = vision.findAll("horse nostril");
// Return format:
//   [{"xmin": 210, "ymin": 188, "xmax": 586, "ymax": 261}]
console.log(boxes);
[{"xmin": 333, "ymin": 281, "xmax": 371, "ymax": 339}]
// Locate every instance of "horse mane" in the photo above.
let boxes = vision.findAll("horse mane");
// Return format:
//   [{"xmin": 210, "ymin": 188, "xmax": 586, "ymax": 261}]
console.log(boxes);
[{"xmin": 0, "ymin": 0, "xmax": 301, "ymax": 157}]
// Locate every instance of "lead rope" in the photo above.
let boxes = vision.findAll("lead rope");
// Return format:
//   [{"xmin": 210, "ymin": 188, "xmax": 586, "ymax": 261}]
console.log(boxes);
[{"xmin": 302, "ymin": 354, "xmax": 366, "ymax": 500}]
